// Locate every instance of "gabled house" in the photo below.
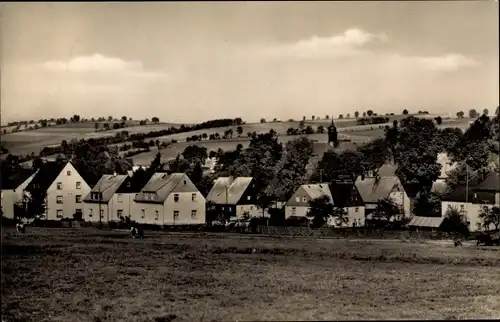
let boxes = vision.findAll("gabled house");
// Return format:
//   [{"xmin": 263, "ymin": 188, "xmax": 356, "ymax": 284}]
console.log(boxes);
[
  {"xmin": 206, "ymin": 177, "xmax": 263, "ymax": 219},
  {"xmin": 133, "ymin": 172, "xmax": 206, "ymax": 225},
  {"xmin": 24, "ymin": 161, "xmax": 91, "ymax": 220},
  {"xmin": 285, "ymin": 183, "xmax": 332, "ymax": 219},
  {"xmin": 328, "ymin": 181, "xmax": 366, "ymax": 227},
  {"xmin": 355, "ymin": 174, "xmax": 411, "ymax": 219},
  {"xmin": 1, "ymin": 168, "xmax": 38, "ymax": 219},
  {"xmin": 83, "ymin": 174, "xmax": 143, "ymax": 222},
  {"xmin": 441, "ymin": 171, "xmax": 499, "ymax": 232}
]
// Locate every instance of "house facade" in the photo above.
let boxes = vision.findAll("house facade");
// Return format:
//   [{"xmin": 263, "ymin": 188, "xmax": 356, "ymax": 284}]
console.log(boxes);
[
  {"xmin": 355, "ymin": 174, "xmax": 412, "ymax": 219},
  {"xmin": 133, "ymin": 172, "xmax": 206, "ymax": 225},
  {"xmin": 441, "ymin": 172, "xmax": 500, "ymax": 232},
  {"xmin": 285, "ymin": 183, "xmax": 332, "ymax": 219},
  {"xmin": 83, "ymin": 174, "xmax": 142, "ymax": 222},
  {"xmin": 25, "ymin": 161, "xmax": 91, "ymax": 220},
  {"xmin": 206, "ymin": 177, "xmax": 264, "ymax": 220},
  {"xmin": 328, "ymin": 181, "xmax": 366, "ymax": 227},
  {"xmin": 1, "ymin": 169, "xmax": 38, "ymax": 219}
]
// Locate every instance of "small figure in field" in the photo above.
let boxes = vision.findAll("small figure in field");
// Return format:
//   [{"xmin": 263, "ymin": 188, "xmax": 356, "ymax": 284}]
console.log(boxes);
[
  {"xmin": 130, "ymin": 226, "xmax": 144, "ymax": 239},
  {"xmin": 16, "ymin": 223, "xmax": 26, "ymax": 234},
  {"xmin": 453, "ymin": 236, "xmax": 463, "ymax": 247}
]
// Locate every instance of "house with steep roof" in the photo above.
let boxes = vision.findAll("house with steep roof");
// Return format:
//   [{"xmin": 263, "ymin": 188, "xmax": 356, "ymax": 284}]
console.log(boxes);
[
  {"xmin": 285, "ymin": 183, "xmax": 332, "ymax": 219},
  {"xmin": 83, "ymin": 174, "xmax": 144, "ymax": 222},
  {"xmin": 24, "ymin": 161, "xmax": 91, "ymax": 220},
  {"xmin": 1, "ymin": 168, "xmax": 38, "ymax": 219},
  {"xmin": 441, "ymin": 171, "xmax": 499, "ymax": 232},
  {"xmin": 355, "ymin": 174, "xmax": 411, "ymax": 219},
  {"xmin": 328, "ymin": 181, "xmax": 366, "ymax": 227},
  {"xmin": 206, "ymin": 177, "xmax": 263, "ymax": 219},
  {"xmin": 133, "ymin": 172, "xmax": 206, "ymax": 225}
]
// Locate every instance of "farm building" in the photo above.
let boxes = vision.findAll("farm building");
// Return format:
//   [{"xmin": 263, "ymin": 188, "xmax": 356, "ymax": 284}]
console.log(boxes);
[
  {"xmin": 1, "ymin": 168, "xmax": 38, "ymax": 219},
  {"xmin": 206, "ymin": 177, "xmax": 264, "ymax": 220},
  {"xmin": 83, "ymin": 174, "xmax": 143, "ymax": 223},
  {"xmin": 328, "ymin": 180, "xmax": 366, "ymax": 227},
  {"xmin": 355, "ymin": 173, "xmax": 412, "ymax": 220},
  {"xmin": 285, "ymin": 183, "xmax": 332, "ymax": 219},
  {"xmin": 133, "ymin": 172, "xmax": 206, "ymax": 226},
  {"xmin": 24, "ymin": 161, "xmax": 91, "ymax": 220},
  {"xmin": 441, "ymin": 171, "xmax": 499, "ymax": 232}
]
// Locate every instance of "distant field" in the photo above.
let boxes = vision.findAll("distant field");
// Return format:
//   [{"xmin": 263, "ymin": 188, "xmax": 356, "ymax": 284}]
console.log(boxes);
[
  {"xmin": 130, "ymin": 134, "xmax": 362, "ymax": 165},
  {"xmin": 1, "ymin": 115, "xmax": 473, "ymax": 159},
  {"xmin": 2, "ymin": 227, "xmax": 500, "ymax": 321}
]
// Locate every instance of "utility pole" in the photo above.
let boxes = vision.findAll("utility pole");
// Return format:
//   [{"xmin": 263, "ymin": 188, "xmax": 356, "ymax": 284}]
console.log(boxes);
[
  {"xmin": 320, "ymin": 169, "xmax": 324, "ymax": 183},
  {"xmin": 98, "ymin": 192, "xmax": 102, "ymax": 230}
]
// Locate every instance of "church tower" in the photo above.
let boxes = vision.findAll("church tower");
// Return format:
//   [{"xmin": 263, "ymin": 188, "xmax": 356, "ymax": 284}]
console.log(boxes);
[{"xmin": 327, "ymin": 119, "xmax": 338, "ymax": 148}]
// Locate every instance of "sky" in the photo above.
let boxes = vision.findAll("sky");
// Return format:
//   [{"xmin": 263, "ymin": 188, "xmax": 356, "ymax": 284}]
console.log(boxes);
[{"xmin": 1, "ymin": 1, "xmax": 498, "ymax": 124}]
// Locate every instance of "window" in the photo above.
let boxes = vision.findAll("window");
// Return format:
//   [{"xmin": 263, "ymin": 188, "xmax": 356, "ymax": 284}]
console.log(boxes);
[
  {"xmin": 155, "ymin": 210, "xmax": 159, "ymax": 221},
  {"xmin": 117, "ymin": 209, "xmax": 123, "ymax": 218},
  {"xmin": 75, "ymin": 209, "xmax": 82, "ymax": 215},
  {"xmin": 141, "ymin": 209, "xmax": 145, "ymax": 219},
  {"xmin": 192, "ymin": 193, "xmax": 196, "ymax": 201},
  {"xmin": 174, "ymin": 194, "xmax": 179, "ymax": 202},
  {"xmin": 56, "ymin": 210, "xmax": 63, "ymax": 218},
  {"xmin": 100, "ymin": 209, "xmax": 104, "ymax": 218},
  {"xmin": 56, "ymin": 196, "xmax": 63, "ymax": 204},
  {"xmin": 292, "ymin": 207, "xmax": 296, "ymax": 215},
  {"xmin": 67, "ymin": 170, "xmax": 71, "ymax": 176},
  {"xmin": 127, "ymin": 182, "xmax": 131, "ymax": 187},
  {"xmin": 76, "ymin": 182, "xmax": 82, "ymax": 189},
  {"xmin": 89, "ymin": 209, "xmax": 93, "ymax": 218},
  {"xmin": 355, "ymin": 207, "xmax": 359, "ymax": 213},
  {"xmin": 191, "ymin": 210, "xmax": 197, "ymax": 219},
  {"xmin": 222, "ymin": 206, "xmax": 225, "ymax": 211},
  {"xmin": 117, "ymin": 194, "xmax": 123, "ymax": 203},
  {"xmin": 296, "ymin": 196, "xmax": 300, "ymax": 203},
  {"xmin": 174, "ymin": 210, "xmax": 179, "ymax": 219},
  {"xmin": 183, "ymin": 180, "xmax": 187, "ymax": 185},
  {"xmin": 250, "ymin": 206, "xmax": 253, "ymax": 210},
  {"xmin": 302, "ymin": 197, "xmax": 307, "ymax": 203},
  {"xmin": 56, "ymin": 182, "xmax": 62, "ymax": 190},
  {"xmin": 247, "ymin": 196, "xmax": 251, "ymax": 201},
  {"xmin": 75, "ymin": 195, "xmax": 82, "ymax": 203}
]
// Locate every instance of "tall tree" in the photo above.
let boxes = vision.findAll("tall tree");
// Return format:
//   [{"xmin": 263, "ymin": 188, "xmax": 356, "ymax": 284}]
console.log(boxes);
[
  {"xmin": 478, "ymin": 206, "xmax": 500, "ymax": 232},
  {"xmin": 306, "ymin": 195, "xmax": 333, "ymax": 228}
]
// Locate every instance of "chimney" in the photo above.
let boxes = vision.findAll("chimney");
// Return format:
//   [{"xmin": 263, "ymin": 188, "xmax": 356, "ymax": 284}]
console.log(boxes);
[{"xmin": 361, "ymin": 173, "xmax": 365, "ymax": 181}]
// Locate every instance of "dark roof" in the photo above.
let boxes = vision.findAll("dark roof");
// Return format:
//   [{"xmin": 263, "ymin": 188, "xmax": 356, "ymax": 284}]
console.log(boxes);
[
  {"xmin": 1, "ymin": 168, "xmax": 36, "ymax": 190},
  {"xmin": 25, "ymin": 161, "xmax": 67, "ymax": 192},
  {"xmin": 442, "ymin": 172, "xmax": 499, "ymax": 203},
  {"xmin": 115, "ymin": 175, "xmax": 144, "ymax": 193},
  {"xmin": 329, "ymin": 182, "xmax": 365, "ymax": 208}
]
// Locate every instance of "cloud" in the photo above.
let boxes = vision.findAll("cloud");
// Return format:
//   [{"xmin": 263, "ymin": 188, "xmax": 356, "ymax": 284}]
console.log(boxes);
[
  {"xmin": 259, "ymin": 28, "xmax": 388, "ymax": 59},
  {"xmin": 42, "ymin": 53, "xmax": 170, "ymax": 79},
  {"xmin": 411, "ymin": 53, "xmax": 480, "ymax": 72}
]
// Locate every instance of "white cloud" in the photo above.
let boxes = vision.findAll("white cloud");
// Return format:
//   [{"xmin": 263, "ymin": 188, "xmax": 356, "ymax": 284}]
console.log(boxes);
[
  {"xmin": 412, "ymin": 53, "xmax": 480, "ymax": 72},
  {"xmin": 42, "ymin": 53, "xmax": 170, "ymax": 79},
  {"xmin": 259, "ymin": 28, "xmax": 388, "ymax": 59}
]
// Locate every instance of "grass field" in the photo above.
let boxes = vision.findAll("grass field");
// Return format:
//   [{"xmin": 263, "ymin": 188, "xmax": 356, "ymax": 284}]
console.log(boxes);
[
  {"xmin": 1, "ymin": 115, "xmax": 473, "ymax": 161},
  {"xmin": 2, "ymin": 227, "xmax": 500, "ymax": 321}
]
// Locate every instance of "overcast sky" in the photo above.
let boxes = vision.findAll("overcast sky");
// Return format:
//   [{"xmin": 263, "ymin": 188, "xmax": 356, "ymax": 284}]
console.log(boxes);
[{"xmin": 1, "ymin": 1, "xmax": 498, "ymax": 123}]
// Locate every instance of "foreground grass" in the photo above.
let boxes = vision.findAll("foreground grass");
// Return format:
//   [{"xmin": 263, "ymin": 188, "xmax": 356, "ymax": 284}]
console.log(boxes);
[{"xmin": 2, "ymin": 228, "xmax": 500, "ymax": 321}]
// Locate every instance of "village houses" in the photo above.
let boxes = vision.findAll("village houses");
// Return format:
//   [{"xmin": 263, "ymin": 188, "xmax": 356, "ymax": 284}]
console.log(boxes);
[
  {"xmin": 441, "ymin": 171, "xmax": 500, "ymax": 232},
  {"xmin": 1, "ymin": 167, "xmax": 38, "ymax": 219},
  {"xmin": 24, "ymin": 161, "xmax": 91, "ymax": 220},
  {"xmin": 206, "ymin": 177, "xmax": 264, "ymax": 220},
  {"xmin": 133, "ymin": 172, "xmax": 206, "ymax": 225},
  {"xmin": 83, "ymin": 174, "xmax": 143, "ymax": 223}
]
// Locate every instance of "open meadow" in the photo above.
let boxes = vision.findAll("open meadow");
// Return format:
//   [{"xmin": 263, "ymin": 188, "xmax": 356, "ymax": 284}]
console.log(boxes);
[
  {"xmin": 2, "ymin": 116, "xmax": 473, "ymax": 162},
  {"xmin": 2, "ymin": 227, "xmax": 500, "ymax": 321}
]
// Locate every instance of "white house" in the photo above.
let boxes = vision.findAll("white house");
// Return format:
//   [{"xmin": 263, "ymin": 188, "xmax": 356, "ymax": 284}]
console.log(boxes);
[
  {"xmin": 355, "ymin": 173, "xmax": 412, "ymax": 220},
  {"xmin": 133, "ymin": 172, "xmax": 206, "ymax": 226},
  {"xmin": 206, "ymin": 177, "xmax": 264, "ymax": 220},
  {"xmin": 83, "ymin": 174, "xmax": 143, "ymax": 222},
  {"xmin": 285, "ymin": 183, "xmax": 332, "ymax": 219},
  {"xmin": 441, "ymin": 171, "xmax": 500, "ymax": 232},
  {"xmin": 1, "ymin": 168, "xmax": 38, "ymax": 219},
  {"xmin": 24, "ymin": 161, "xmax": 91, "ymax": 220}
]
